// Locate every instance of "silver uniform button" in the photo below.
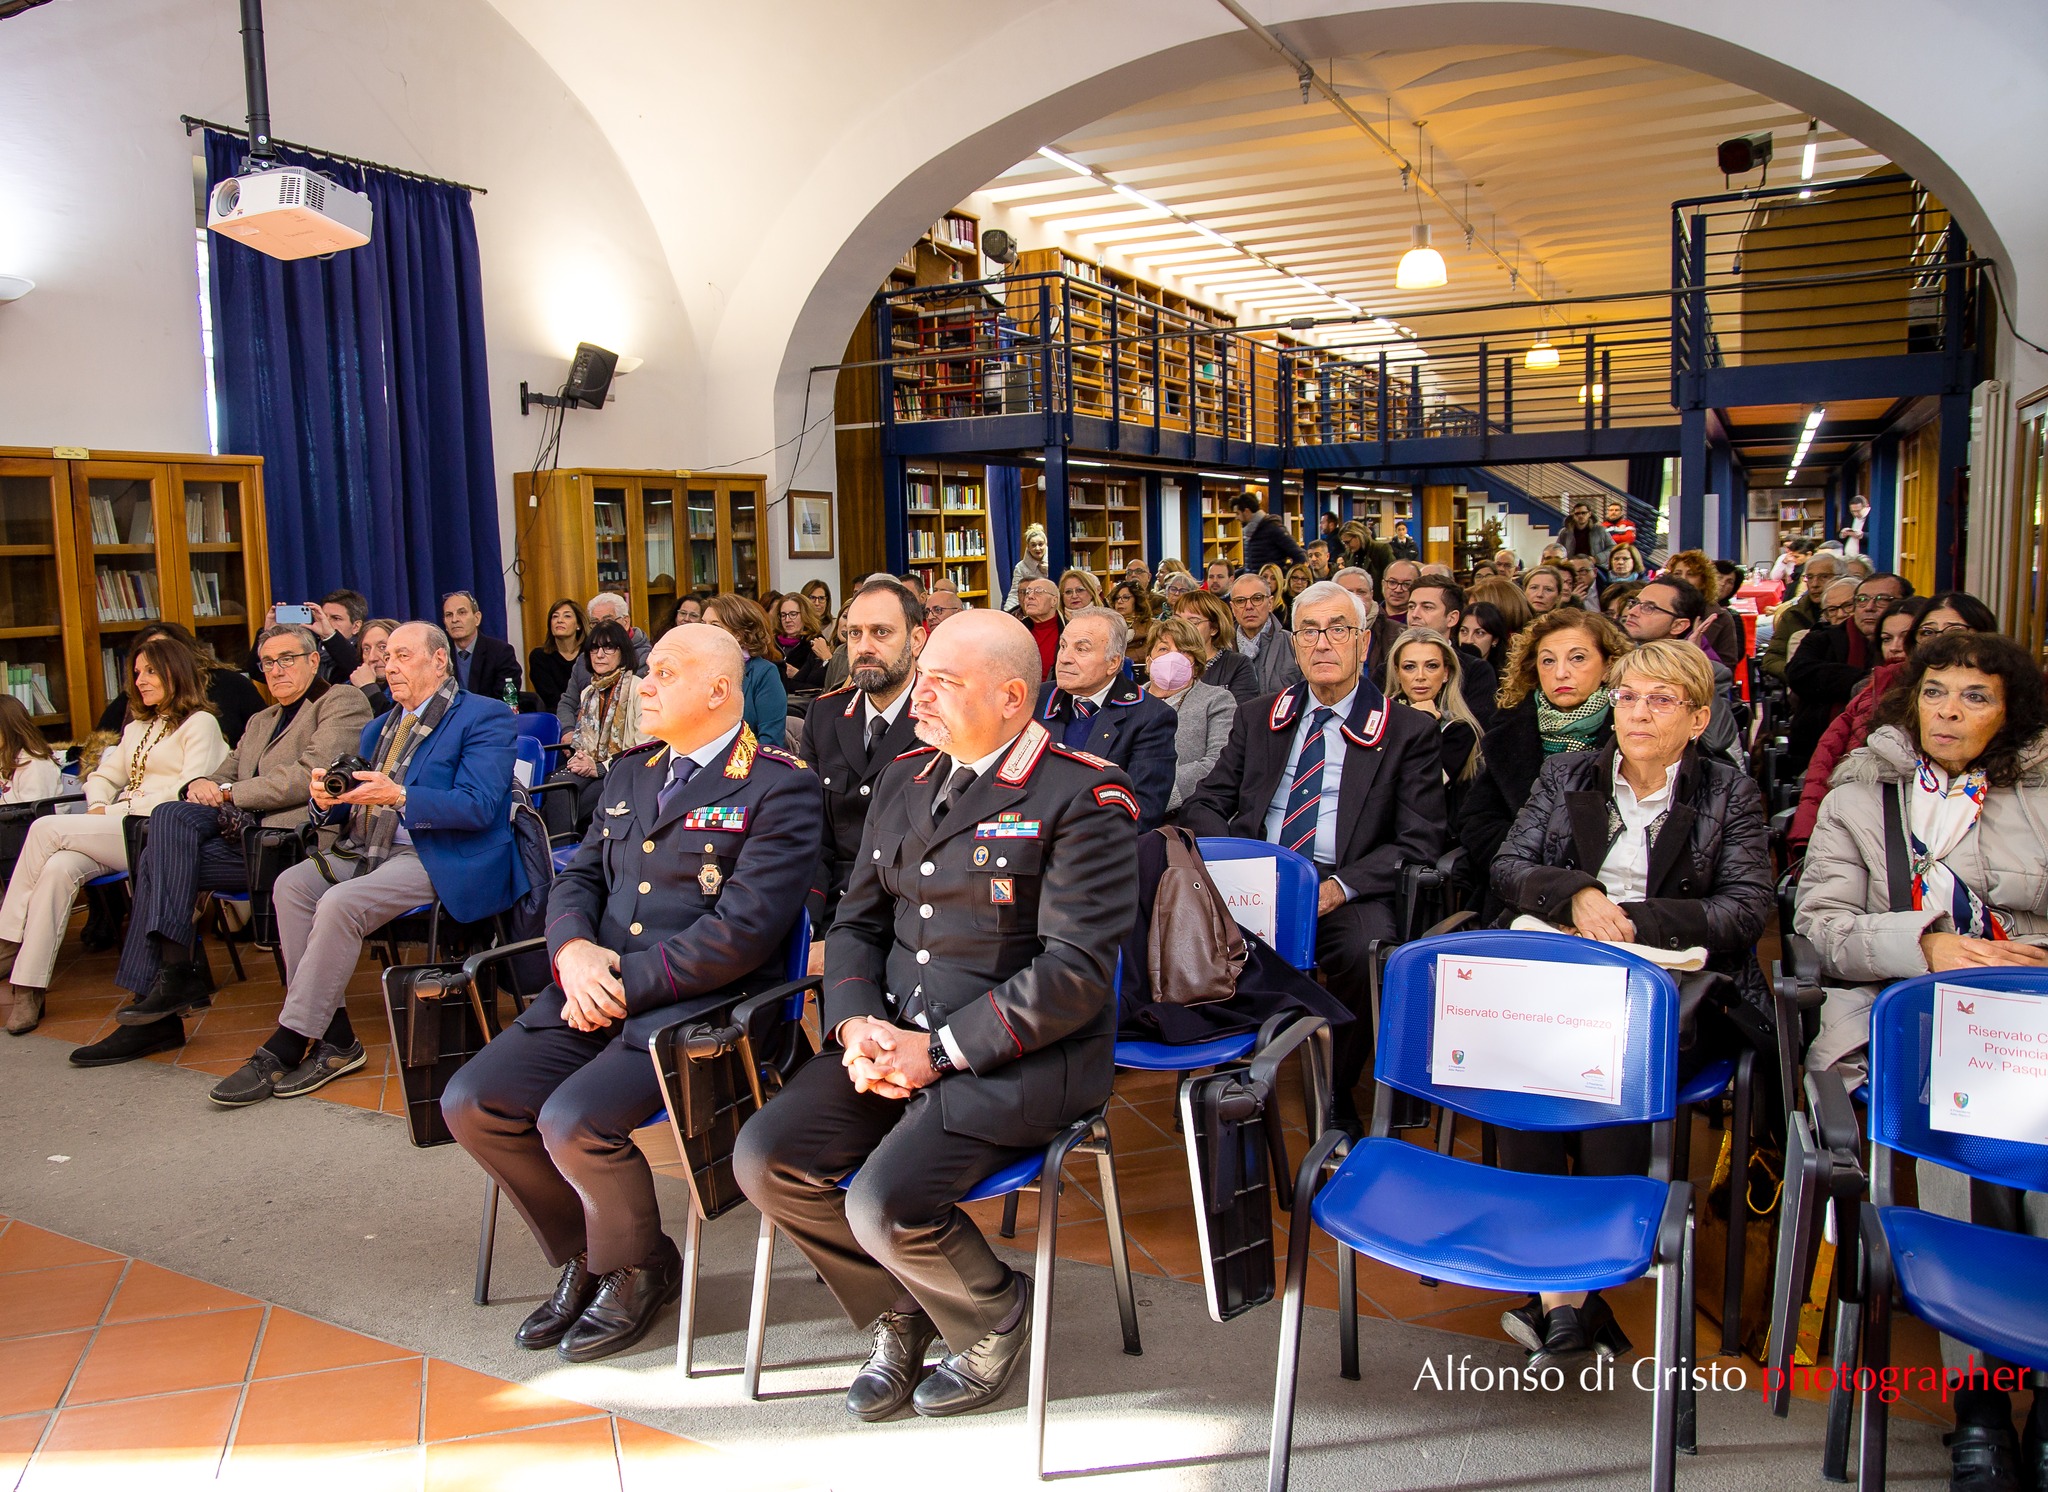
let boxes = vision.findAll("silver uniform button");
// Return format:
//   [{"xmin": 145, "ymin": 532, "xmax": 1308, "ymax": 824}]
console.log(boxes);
[
  {"xmin": 822, "ymin": 776, "xmax": 831, "ymax": 785},
  {"xmin": 920, "ymin": 861, "xmax": 935, "ymax": 876},
  {"xmin": 996, "ymin": 856, "xmax": 1007, "ymax": 868},
  {"xmin": 915, "ymin": 949, "xmax": 930, "ymax": 964},
  {"xmin": 873, "ymin": 848, "xmax": 882, "ymax": 860},
  {"xmin": 920, "ymin": 905, "xmax": 933, "ymax": 918},
  {"xmin": 859, "ymin": 784, "xmax": 871, "ymax": 797}
]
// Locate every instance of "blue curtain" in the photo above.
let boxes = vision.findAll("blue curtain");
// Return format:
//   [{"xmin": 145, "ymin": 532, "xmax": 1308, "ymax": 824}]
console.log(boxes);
[
  {"xmin": 203, "ymin": 131, "xmax": 503, "ymax": 629},
  {"xmin": 988, "ymin": 464, "xmax": 1022, "ymax": 609}
]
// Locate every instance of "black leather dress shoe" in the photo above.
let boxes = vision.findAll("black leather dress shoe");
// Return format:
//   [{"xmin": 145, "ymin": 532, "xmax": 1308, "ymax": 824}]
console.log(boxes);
[
  {"xmin": 913, "ymin": 1276, "xmax": 1032, "ymax": 1417},
  {"xmin": 845, "ymin": 1309, "xmax": 938, "ymax": 1421},
  {"xmin": 2019, "ymin": 1426, "xmax": 2048, "ymax": 1492},
  {"xmin": 1527, "ymin": 1293, "xmax": 1630, "ymax": 1372},
  {"xmin": 115, "ymin": 963, "xmax": 214, "ymax": 1026},
  {"xmin": 1500, "ymin": 1296, "xmax": 1547, "ymax": 1353},
  {"xmin": 556, "ymin": 1236, "xmax": 682, "ymax": 1363},
  {"xmin": 71, "ymin": 1019, "xmax": 186, "ymax": 1067},
  {"xmin": 1947, "ymin": 1421, "xmax": 2022, "ymax": 1492},
  {"xmin": 515, "ymin": 1254, "xmax": 598, "ymax": 1351}
]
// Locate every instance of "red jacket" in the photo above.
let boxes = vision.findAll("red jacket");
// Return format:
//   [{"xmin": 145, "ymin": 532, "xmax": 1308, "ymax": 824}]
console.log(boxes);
[{"xmin": 1789, "ymin": 661, "xmax": 1901, "ymax": 848}]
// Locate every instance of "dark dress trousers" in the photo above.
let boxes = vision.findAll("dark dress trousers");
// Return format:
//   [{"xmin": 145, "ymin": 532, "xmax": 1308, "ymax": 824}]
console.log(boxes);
[
  {"xmin": 804, "ymin": 683, "xmax": 925, "ymax": 928},
  {"xmin": 1176, "ymin": 681, "xmax": 1445, "ymax": 1097},
  {"xmin": 734, "ymin": 721, "xmax": 1141, "ymax": 1352},
  {"xmin": 1033, "ymin": 675, "xmax": 1178, "ymax": 831},
  {"xmin": 442, "ymin": 728, "xmax": 821, "ymax": 1275},
  {"xmin": 454, "ymin": 634, "xmax": 523, "ymax": 702}
]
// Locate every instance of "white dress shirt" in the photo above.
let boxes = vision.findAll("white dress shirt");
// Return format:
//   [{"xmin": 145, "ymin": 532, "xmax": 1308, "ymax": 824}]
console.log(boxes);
[
  {"xmin": 1263, "ymin": 685, "xmax": 1356, "ymax": 875},
  {"xmin": 863, "ymin": 682, "xmax": 912, "ymax": 735},
  {"xmin": 1597, "ymin": 755, "xmax": 1680, "ymax": 904}
]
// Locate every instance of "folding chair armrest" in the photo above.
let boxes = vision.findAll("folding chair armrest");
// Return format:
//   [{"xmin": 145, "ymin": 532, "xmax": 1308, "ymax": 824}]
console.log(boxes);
[
  {"xmin": 1432, "ymin": 845, "xmax": 1465, "ymax": 886},
  {"xmin": 1246, "ymin": 1014, "xmax": 1328, "ymax": 1090},
  {"xmin": 1418, "ymin": 909, "xmax": 1477, "ymax": 939},
  {"xmin": 0, "ymin": 791, "xmax": 84, "ymax": 823},
  {"xmin": 528, "ymin": 778, "xmax": 582, "ymax": 801},
  {"xmin": 461, "ymin": 937, "xmax": 548, "ymax": 989},
  {"xmin": 1655, "ymin": 1178, "xmax": 1694, "ymax": 1265},
  {"xmin": 732, "ymin": 974, "xmax": 823, "ymax": 1052},
  {"xmin": 1805, "ymin": 1065, "xmax": 1863, "ymax": 1157}
]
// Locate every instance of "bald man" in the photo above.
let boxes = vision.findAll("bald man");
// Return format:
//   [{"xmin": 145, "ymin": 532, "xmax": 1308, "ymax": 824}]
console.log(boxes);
[
  {"xmin": 736, "ymin": 610, "xmax": 1140, "ymax": 1423},
  {"xmin": 444, "ymin": 625, "xmax": 822, "ymax": 1364}
]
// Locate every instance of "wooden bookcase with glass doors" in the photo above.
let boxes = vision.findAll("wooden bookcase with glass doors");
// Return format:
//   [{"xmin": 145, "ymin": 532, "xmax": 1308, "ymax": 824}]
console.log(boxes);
[
  {"xmin": 514, "ymin": 469, "xmax": 767, "ymax": 649},
  {"xmin": 0, "ymin": 448, "xmax": 269, "ymax": 747}
]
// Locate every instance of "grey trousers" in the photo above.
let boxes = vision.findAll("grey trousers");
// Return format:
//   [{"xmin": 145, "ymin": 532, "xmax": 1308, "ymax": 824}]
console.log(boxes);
[
  {"xmin": 1916, "ymin": 1160, "xmax": 2048, "ymax": 1375},
  {"xmin": 273, "ymin": 850, "xmax": 435, "ymax": 1041}
]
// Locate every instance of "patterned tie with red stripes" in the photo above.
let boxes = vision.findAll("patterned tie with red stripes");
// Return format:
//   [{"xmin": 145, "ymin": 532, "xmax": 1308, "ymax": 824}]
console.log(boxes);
[{"xmin": 1280, "ymin": 707, "xmax": 1335, "ymax": 856}]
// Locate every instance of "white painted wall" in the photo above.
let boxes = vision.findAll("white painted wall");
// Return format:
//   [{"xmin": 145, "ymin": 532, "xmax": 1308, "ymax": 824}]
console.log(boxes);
[{"xmin": 0, "ymin": 0, "xmax": 694, "ymax": 648}]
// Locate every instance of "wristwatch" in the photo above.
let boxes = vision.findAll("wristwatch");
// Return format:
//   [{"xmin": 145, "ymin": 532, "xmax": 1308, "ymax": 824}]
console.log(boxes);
[
  {"xmin": 395, "ymin": 785, "xmax": 408, "ymax": 814},
  {"xmin": 218, "ymin": 781, "xmax": 233, "ymax": 803},
  {"xmin": 928, "ymin": 1033, "xmax": 955, "ymax": 1077}
]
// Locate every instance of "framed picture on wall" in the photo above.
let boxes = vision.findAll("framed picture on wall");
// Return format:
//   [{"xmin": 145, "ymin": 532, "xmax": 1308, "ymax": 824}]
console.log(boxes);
[
  {"xmin": 1748, "ymin": 491, "xmax": 1778, "ymax": 520},
  {"xmin": 787, "ymin": 490, "xmax": 834, "ymax": 559}
]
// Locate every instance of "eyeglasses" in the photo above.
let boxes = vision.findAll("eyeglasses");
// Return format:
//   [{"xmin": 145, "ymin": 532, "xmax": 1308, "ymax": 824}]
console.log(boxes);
[
  {"xmin": 257, "ymin": 651, "xmax": 317, "ymax": 672},
  {"xmin": 1822, "ymin": 601, "xmax": 1857, "ymax": 619},
  {"xmin": 1623, "ymin": 596, "xmax": 1678, "ymax": 620},
  {"xmin": 1294, "ymin": 624, "xmax": 1360, "ymax": 645},
  {"xmin": 1854, "ymin": 592, "xmax": 1900, "ymax": 610},
  {"xmin": 1612, "ymin": 687, "xmax": 1690, "ymax": 716},
  {"xmin": 1229, "ymin": 594, "xmax": 1270, "ymax": 607}
]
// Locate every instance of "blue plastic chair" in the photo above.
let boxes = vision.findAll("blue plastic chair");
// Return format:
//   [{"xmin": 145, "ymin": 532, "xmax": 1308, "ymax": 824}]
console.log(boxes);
[
  {"xmin": 512, "ymin": 734, "xmax": 546, "ymax": 788},
  {"xmin": 1847, "ymin": 971, "xmax": 2048, "ymax": 1491},
  {"xmin": 1269, "ymin": 929, "xmax": 1697, "ymax": 1492},
  {"xmin": 741, "ymin": 956, "xmax": 1143, "ymax": 1476},
  {"xmin": 512, "ymin": 712, "xmax": 561, "ymax": 749}
]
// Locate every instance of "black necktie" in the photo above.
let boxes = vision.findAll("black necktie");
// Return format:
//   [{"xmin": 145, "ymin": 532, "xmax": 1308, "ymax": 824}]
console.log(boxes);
[
  {"xmin": 933, "ymin": 765, "xmax": 978, "ymax": 823},
  {"xmin": 657, "ymin": 756, "xmax": 699, "ymax": 815},
  {"xmin": 865, "ymin": 713, "xmax": 890, "ymax": 762}
]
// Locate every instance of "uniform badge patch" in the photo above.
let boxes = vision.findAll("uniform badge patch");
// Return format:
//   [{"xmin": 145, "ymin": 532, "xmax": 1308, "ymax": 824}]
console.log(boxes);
[
  {"xmin": 682, "ymin": 806, "xmax": 748, "ymax": 831},
  {"xmin": 698, "ymin": 862, "xmax": 723, "ymax": 896},
  {"xmin": 604, "ymin": 802, "xmax": 630, "ymax": 816},
  {"xmin": 989, "ymin": 878, "xmax": 1014, "ymax": 904},
  {"xmin": 1092, "ymin": 784, "xmax": 1140, "ymax": 821},
  {"xmin": 972, "ymin": 845, "xmax": 990, "ymax": 867},
  {"xmin": 724, "ymin": 725, "xmax": 758, "ymax": 780}
]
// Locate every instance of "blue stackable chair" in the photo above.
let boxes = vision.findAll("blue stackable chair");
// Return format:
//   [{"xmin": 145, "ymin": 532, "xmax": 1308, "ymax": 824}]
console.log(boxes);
[
  {"xmin": 741, "ymin": 957, "xmax": 1143, "ymax": 1477},
  {"xmin": 1844, "ymin": 971, "xmax": 2048, "ymax": 1491},
  {"xmin": 512, "ymin": 712, "xmax": 561, "ymax": 750},
  {"xmin": 512, "ymin": 734, "xmax": 546, "ymax": 788},
  {"xmin": 467, "ymin": 911, "xmax": 815, "ymax": 1380},
  {"xmin": 1269, "ymin": 929, "xmax": 1697, "ymax": 1492}
]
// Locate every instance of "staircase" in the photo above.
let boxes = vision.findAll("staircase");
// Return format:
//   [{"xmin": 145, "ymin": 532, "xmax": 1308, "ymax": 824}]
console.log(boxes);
[{"xmin": 1457, "ymin": 461, "xmax": 1667, "ymax": 562}]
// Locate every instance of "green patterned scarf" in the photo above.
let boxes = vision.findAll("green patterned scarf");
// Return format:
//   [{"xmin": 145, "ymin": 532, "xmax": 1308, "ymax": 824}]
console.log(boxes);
[{"xmin": 1537, "ymin": 687, "xmax": 1613, "ymax": 756}]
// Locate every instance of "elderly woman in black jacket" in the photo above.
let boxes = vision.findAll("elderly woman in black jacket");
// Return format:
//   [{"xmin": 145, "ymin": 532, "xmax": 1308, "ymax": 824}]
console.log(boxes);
[{"xmin": 1489, "ymin": 637, "xmax": 1774, "ymax": 1369}]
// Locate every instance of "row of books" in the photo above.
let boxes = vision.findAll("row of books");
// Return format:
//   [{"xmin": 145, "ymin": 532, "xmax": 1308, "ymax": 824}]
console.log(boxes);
[
  {"xmin": 904, "ymin": 480, "xmax": 986, "ymax": 513},
  {"xmin": 190, "ymin": 569, "xmax": 229, "ymax": 618},
  {"xmin": 907, "ymin": 530, "xmax": 988, "ymax": 561},
  {"xmin": 88, "ymin": 495, "xmax": 153, "ymax": 546},
  {"xmin": 100, "ymin": 646, "xmax": 123, "ymax": 704},
  {"xmin": 2, "ymin": 662, "xmax": 54, "ymax": 716},
  {"xmin": 184, "ymin": 488, "xmax": 235, "ymax": 544},
  {"xmin": 904, "ymin": 563, "xmax": 986, "ymax": 594},
  {"xmin": 95, "ymin": 565, "xmax": 161, "ymax": 623}
]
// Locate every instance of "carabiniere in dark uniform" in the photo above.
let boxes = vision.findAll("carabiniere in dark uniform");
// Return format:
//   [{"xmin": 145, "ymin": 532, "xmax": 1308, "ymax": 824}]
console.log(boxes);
[{"xmin": 805, "ymin": 681, "xmax": 925, "ymax": 927}]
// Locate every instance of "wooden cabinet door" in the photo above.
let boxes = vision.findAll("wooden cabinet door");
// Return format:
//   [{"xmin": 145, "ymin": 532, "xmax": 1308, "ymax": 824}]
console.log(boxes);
[
  {"xmin": 69, "ymin": 460, "xmax": 172, "ymax": 720},
  {"xmin": 0, "ymin": 455, "xmax": 87, "ymax": 743},
  {"xmin": 637, "ymin": 478, "xmax": 680, "ymax": 635},
  {"xmin": 169, "ymin": 461, "xmax": 263, "ymax": 670}
]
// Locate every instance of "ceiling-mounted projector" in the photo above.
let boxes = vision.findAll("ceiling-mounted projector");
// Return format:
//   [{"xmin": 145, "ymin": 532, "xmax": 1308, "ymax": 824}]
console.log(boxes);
[{"xmin": 207, "ymin": 166, "xmax": 372, "ymax": 260}]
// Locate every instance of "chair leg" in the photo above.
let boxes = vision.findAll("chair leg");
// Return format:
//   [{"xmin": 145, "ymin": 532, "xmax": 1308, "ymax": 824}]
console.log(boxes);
[
  {"xmin": 1267, "ymin": 1133, "xmax": 1343, "ymax": 1492},
  {"xmin": 1856, "ymin": 1213, "xmax": 1893, "ymax": 1492},
  {"xmin": 999, "ymin": 1191, "xmax": 1020, "ymax": 1240},
  {"xmin": 1480, "ymin": 1122, "xmax": 1496, "ymax": 1168},
  {"xmin": 1088, "ymin": 1123, "xmax": 1141, "ymax": 1356},
  {"xmin": 1766, "ymin": 1120, "xmax": 1821, "ymax": 1417},
  {"xmin": 1337, "ymin": 1244, "xmax": 1359, "ymax": 1381},
  {"xmin": 1433, "ymin": 1105, "xmax": 1456, "ymax": 1156},
  {"xmin": 213, "ymin": 900, "xmax": 246, "ymax": 982},
  {"xmin": 473, "ymin": 1178, "xmax": 499, "ymax": 1307},
  {"xmin": 269, "ymin": 945, "xmax": 288, "ymax": 985},
  {"xmin": 1029, "ymin": 1163, "xmax": 1061, "ymax": 1479},
  {"xmin": 1722, "ymin": 1051, "xmax": 1755, "ymax": 1356},
  {"xmin": 675, "ymin": 1206, "xmax": 703, "ymax": 1375},
  {"xmin": 1823, "ymin": 1192, "xmax": 1865, "ymax": 1482},
  {"xmin": 1678, "ymin": 1201, "xmax": 1698, "ymax": 1456},
  {"xmin": 1650, "ymin": 1233, "xmax": 1682, "ymax": 1492},
  {"xmin": 742, "ymin": 1214, "xmax": 778, "ymax": 1401}
]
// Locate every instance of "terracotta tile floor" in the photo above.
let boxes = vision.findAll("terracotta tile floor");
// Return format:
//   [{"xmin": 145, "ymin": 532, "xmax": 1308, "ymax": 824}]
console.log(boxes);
[
  {"xmin": 9, "ymin": 910, "xmax": 1955, "ymax": 1439},
  {"xmin": 0, "ymin": 1212, "xmax": 770, "ymax": 1492}
]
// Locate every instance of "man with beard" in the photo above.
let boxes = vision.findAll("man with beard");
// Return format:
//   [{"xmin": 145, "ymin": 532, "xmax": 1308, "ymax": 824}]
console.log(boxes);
[
  {"xmin": 805, "ymin": 579, "xmax": 928, "ymax": 928},
  {"xmin": 736, "ymin": 608, "xmax": 1139, "ymax": 1421}
]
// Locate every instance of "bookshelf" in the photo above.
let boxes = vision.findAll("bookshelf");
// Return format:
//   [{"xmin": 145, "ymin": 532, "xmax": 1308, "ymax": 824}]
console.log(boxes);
[
  {"xmin": 516, "ymin": 469, "xmax": 767, "ymax": 647},
  {"xmin": 902, "ymin": 461, "xmax": 991, "ymax": 600},
  {"xmin": 1779, "ymin": 490, "xmax": 1826, "ymax": 541},
  {"xmin": 0, "ymin": 448, "xmax": 269, "ymax": 741},
  {"xmin": 1066, "ymin": 472, "xmax": 1144, "ymax": 587},
  {"xmin": 1198, "ymin": 481, "xmax": 1255, "ymax": 571}
]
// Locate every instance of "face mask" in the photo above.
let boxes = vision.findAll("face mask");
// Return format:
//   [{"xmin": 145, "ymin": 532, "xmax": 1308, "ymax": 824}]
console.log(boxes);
[{"xmin": 1149, "ymin": 650, "xmax": 1194, "ymax": 692}]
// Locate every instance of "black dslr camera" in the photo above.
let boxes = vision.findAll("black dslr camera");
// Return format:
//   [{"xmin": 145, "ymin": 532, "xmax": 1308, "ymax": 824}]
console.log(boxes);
[{"xmin": 322, "ymin": 755, "xmax": 372, "ymax": 798}]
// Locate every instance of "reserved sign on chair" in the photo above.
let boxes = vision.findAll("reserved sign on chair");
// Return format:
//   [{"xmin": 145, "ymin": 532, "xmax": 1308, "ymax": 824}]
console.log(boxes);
[
  {"xmin": 1930, "ymin": 983, "xmax": 2048, "ymax": 1144},
  {"xmin": 1430, "ymin": 955, "xmax": 1628, "ymax": 1104},
  {"xmin": 1206, "ymin": 857, "xmax": 1277, "ymax": 947}
]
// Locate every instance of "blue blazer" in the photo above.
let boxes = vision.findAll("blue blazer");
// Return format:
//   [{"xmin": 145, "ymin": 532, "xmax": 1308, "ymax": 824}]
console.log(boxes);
[
  {"xmin": 1034, "ymin": 674, "xmax": 1178, "ymax": 831},
  {"xmin": 341, "ymin": 692, "xmax": 528, "ymax": 925}
]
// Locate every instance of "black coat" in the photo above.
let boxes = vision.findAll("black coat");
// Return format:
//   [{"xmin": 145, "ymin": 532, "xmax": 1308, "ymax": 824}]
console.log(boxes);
[
  {"xmin": 1203, "ymin": 648, "xmax": 1259, "ymax": 706},
  {"xmin": 824, "ymin": 723, "xmax": 1141, "ymax": 1147},
  {"xmin": 1177, "ymin": 680, "xmax": 1445, "ymax": 902},
  {"xmin": 1456, "ymin": 644, "xmax": 1498, "ymax": 731},
  {"xmin": 1243, "ymin": 512, "xmax": 1307, "ymax": 572},
  {"xmin": 804, "ymin": 683, "xmax": 926, "ymax": 927},
  {"xmin": 1034, "ymin": 674, "xmax": 1179, "ymax": 831},
  {"xmin": 534, "ymin": 729, "xmax": 823, "ymax": 1047},
  {"xmin": 778, "ymin": 641, "xmax": 830, "ymax": 696},
  {"xmin": 1457, "ymin": 699, "xmax": 1615, "ymax": 921},
  {"xmin": 1785, "ymin": 622, "xmax": 1872, "ymax": 776},
  {"xmin": 528, "ymin": 646, "xmax": 577, "ymax": 715},
  {"xmin": 453, "ymin": 634, "xmax": 522, "ymax": 703},
  {"xmin": 1491, "ymin": 742, "xmax": 1774, "ymax": 1010}
]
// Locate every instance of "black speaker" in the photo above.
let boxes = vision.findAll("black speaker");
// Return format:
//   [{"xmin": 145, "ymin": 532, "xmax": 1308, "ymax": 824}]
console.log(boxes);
[
  {"xmin": 564, "ymin": 342, "xmax": 619, "ymax": 409},
  {"xmin": 1717, "ymin": 132, "xmax": 1775, "ymax": 176}
]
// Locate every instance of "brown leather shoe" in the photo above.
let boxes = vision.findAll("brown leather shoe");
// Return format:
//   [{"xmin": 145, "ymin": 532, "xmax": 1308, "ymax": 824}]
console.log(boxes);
[{"xmin": 5, "ymin": 986, "xmax": 44, "ymax": 1035}]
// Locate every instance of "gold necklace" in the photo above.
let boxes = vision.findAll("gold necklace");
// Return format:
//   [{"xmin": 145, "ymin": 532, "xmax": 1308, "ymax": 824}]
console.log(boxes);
[{"xmin": 125, "ymin": 716, "xmax": 170, "ymax": 795}]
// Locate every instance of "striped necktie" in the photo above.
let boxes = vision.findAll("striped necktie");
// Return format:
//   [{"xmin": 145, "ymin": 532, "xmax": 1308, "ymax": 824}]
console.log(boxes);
[
  {"xmin": 1280, "ymin": 708, "xmax": 1336, "ymax": 857},
  {"xmin": 1063, "ymin": 696, "xmax": 1097, "ymax": 749}
]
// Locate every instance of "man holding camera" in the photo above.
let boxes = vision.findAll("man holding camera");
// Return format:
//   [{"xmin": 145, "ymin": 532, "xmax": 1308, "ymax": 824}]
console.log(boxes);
[
  {"xmin": 76, "ymin": 625, "xmax": 373, "ymax": 1067},
  {"xmin": 207, "ymin": 621, "xmax": 526, "ymax": 1108}
]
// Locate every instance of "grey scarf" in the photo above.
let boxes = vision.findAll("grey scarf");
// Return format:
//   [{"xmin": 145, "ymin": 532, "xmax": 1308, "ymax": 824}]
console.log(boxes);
[{"xmin": 344, "ymin": 678, "xmax": 457, "ymax": 872}]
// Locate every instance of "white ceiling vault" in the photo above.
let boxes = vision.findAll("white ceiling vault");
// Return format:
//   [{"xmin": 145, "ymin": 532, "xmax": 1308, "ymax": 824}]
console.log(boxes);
[{"xmin": 977, "ymin": 44, "xmax": 1890, "ymax": 334}]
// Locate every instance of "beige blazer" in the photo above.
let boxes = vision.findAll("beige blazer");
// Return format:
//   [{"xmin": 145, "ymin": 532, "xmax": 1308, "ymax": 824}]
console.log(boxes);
[{"xmin": 210, "ymin": 682, "xmax": 377, "ymax": 827}]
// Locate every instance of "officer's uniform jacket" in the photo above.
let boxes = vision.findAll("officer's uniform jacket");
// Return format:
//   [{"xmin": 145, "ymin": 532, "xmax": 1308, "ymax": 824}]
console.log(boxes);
[
  {"xmin": 805, "ymin": 681, "xmax": 925, "ymax": 925},
  {"xmin": 1032, "ymin": 674, "xmax": 1178, "ymax": 831},
  {"xmin": 823, "ymin": 720, "xmax": 1141, "ymax": 1147},
  {"xmin": 1177, "ymin": 680, "xmax": 1445, "ymax": 902},
  {"xmin": 530, "ymin": 725, "xmax": 823, "ymax": 1047}
]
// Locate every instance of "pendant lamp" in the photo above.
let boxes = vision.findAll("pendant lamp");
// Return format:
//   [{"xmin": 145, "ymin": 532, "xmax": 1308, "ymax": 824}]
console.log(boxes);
[
  {"xmin": 1395, "ymin": 222, "xmax": 1446, "ymax": 291},
  {"xmin": 1524, "ymin": 335, "xmax": 1560, "ymax": 371}
]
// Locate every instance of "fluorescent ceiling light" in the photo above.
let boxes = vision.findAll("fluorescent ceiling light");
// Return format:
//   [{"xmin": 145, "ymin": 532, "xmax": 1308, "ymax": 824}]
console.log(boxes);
[
  {"xmin": 1037, "ymin": 146, "xmax": 1095, "ymax": 178},
  {"xmin": 1804, "ymin": 408, "xmax": 1826, "ymax": 430},
  {"xmin": 1112, "ymin": 183, "xmax": 1167, "ymax": 213},
  {"xmin": 1801, "ymin": 121, "xmax": 1819, "ymax": 182}
]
